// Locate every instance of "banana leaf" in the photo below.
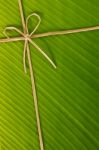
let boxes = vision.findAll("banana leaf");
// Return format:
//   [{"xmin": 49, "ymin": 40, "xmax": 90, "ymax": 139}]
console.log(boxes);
[{"xmin": 0, "ymin": 0, "xmax": 99, "ymax": 149}]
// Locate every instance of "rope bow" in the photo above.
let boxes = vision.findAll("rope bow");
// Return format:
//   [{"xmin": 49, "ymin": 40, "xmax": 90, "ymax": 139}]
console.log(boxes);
[
  {"xmin": 3, "ymin": 12, "xmax": 56, "ymax": 74},
  {"xmin": 0, "ymin": 0, "xmax": 99, "ymax": 150}
]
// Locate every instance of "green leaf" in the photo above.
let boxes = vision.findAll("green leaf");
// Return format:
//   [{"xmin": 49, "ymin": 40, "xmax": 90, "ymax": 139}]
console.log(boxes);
[{"xmin": 0, "ymin": 0, "xmax": 99, "ymax": 149}]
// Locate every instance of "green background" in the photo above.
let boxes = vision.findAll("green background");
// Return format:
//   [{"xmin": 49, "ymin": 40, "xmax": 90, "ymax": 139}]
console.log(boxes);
[{"xmin": 0, "ymin": 0, "xmax": 99, "ymax": 149}]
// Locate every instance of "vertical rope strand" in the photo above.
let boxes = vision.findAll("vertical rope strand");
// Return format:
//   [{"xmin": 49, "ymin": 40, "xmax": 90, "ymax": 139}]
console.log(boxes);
[
  {"xmin": 27, "ymin": 43, "xmax": 44, "ymax": 150},
  {"xmin": 18, "ymin": 1, "xmax": 44, "ymax": 149},
  {"xmin": 23, "ymin": 39, "xmax": 28, "ymax": 73},
  {"xmin": 18, "ymin": 0, "xmax": 26, "ymax": 33}
]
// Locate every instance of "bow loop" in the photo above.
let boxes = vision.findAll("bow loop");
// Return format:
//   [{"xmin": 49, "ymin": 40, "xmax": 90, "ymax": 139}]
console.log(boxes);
[
  {"xmin": 3, "ymin": 27, "xmax": 24, "ymax": 38},
  {"xmin": 26, "ymin": 13, "xmax": 41, "ymax": 36}
]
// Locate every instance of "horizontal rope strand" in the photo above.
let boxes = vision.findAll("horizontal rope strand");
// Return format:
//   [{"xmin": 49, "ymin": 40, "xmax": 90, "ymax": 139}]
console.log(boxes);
[
  {"xmin": 1, "ymin": 25, "xmax": 99, "ymax": 43},
  {"xmin": 31, "ymin": 25, "xmax": 99, "ymax": 38}
]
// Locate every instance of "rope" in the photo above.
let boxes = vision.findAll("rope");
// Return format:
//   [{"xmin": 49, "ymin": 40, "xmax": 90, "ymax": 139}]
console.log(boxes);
[{"xmin": 0, "ymin": 0, "xmax": 99, "ymax": 150}]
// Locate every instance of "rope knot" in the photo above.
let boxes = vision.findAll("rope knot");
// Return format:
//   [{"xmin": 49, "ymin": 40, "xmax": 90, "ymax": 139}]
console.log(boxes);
[{"xmin": 24, "ymin": 34, "xmax": 30, "ymax": 40}]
